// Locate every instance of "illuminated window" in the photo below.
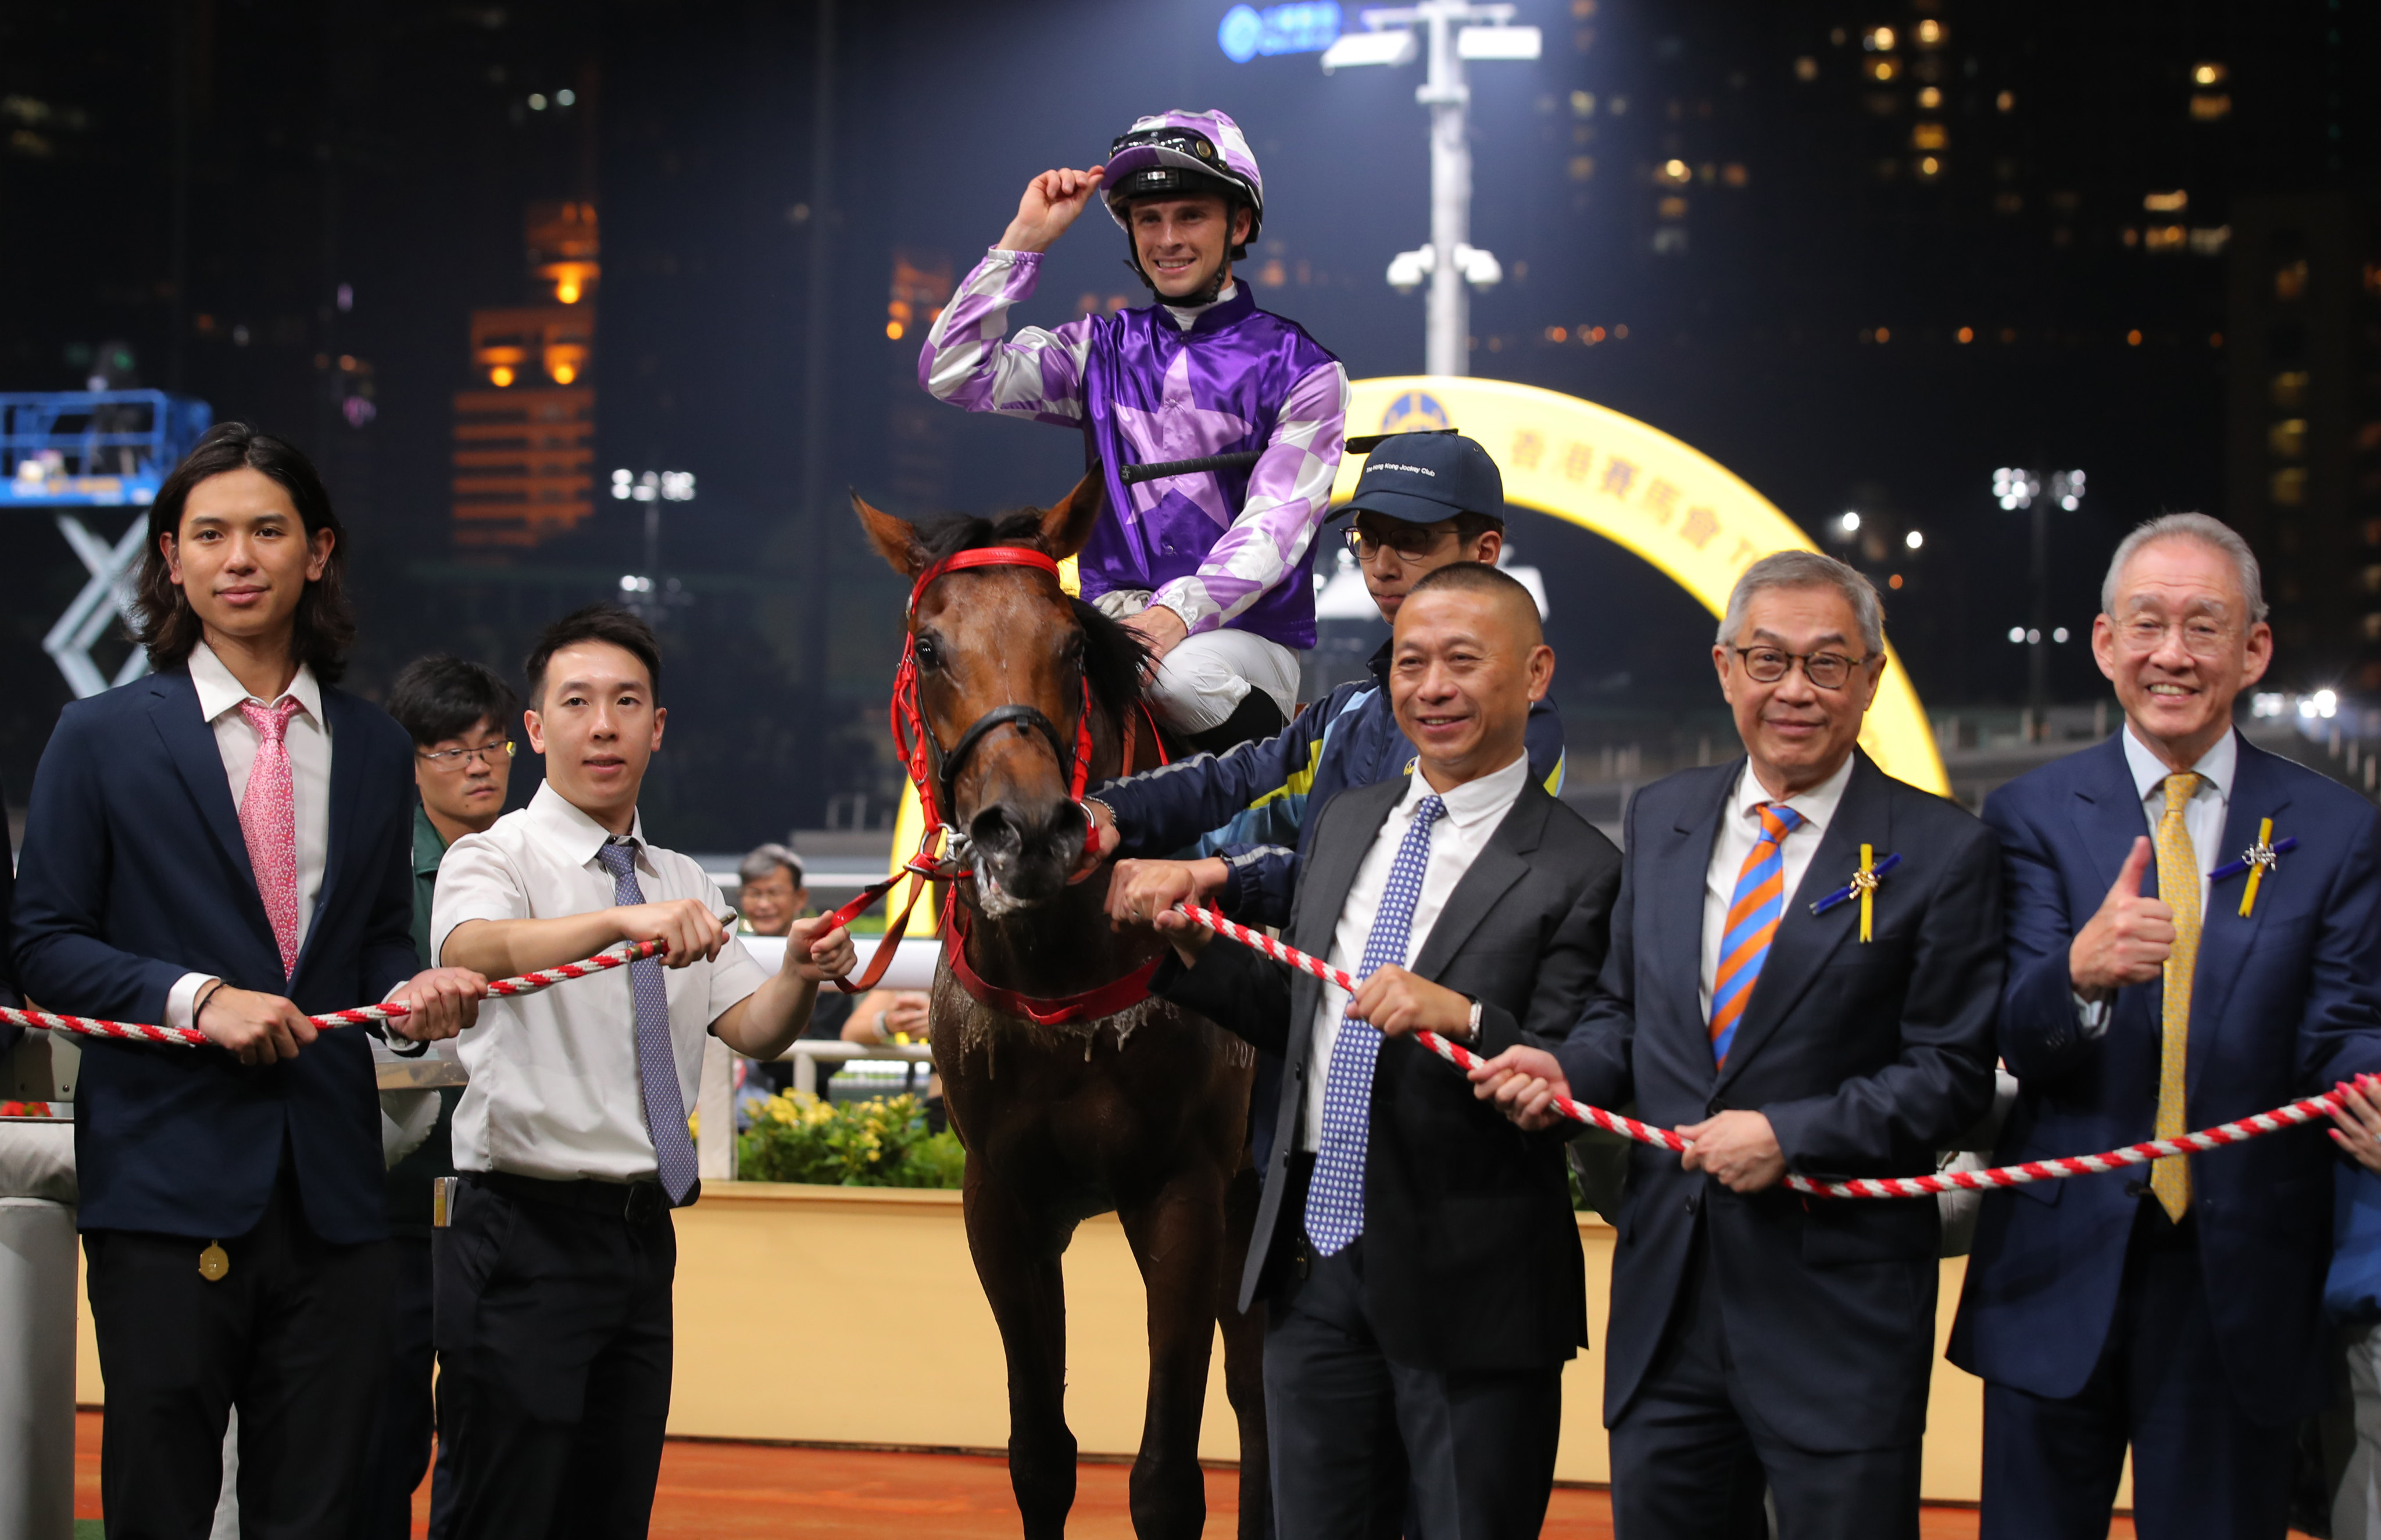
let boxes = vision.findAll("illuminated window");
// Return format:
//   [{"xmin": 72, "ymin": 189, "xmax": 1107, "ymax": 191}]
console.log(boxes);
[
  {"xmin": 1571, "ymin": 89, "xmax": 1596, "ymax": 116},
  {"xmin": 2190, "ymin": 94, "xmax": 2231, "ymax": 121},
  {"xmin": 2269, "ymin": 419, "xmax": 2308, "ymax": 459},
  {"xmin": 1569, "ymin": 156, "xmax": 1596, "ymax": 181},
  {"xmin": 2271, "ymin": 467, "xmax": 2307, "ymax": 506},
  {"xmin": 1915, "ymin": 156, "xmax": 1942, "ymax": 180},
  {"xmin": 1546, "ymin": 327, "xmax": 1567, "ymax": 342},
  {"xmin": 2122, "ymin": 227, "xmax": 2139, "ymax": 246},
  {"xmin": 1721, "ymin": 163, "xmax": 1749, "ymax": 187},
  {"xmin": 1915, "ymin": 19, "xmax": 1942, "ymax": 45},
  {"xmin": 2366, "ymin": 262, "xmax": 2381, "ymax": 298},
  {"xmin": 2187, "ymin": 226, "xmax": 2229, "ymax": 256},
  {"xmin": 2271, "ymin": 371, "xmax": 2309, "ymax": 407},
  {"xmin": 1912, "ymin": 123, "xmax": 1947, "ymax": 150},
  {"xmin": 2275, "ymin": 260, "xmax": 2308, "ymax": 300},
  {"xmin": 1659, "ymin": 159, "xmax": 1691, "ymax": 184},
  {"xmin": 2363, "ymin": 567, "xmax": 2381, "ymax": 595},
  {"xmin": 1657, "ymin": 195, "xmax": 1689, "ymax": 220},
  {"xmin": 2143, "ymin": 225, "xmax": 2186, "ymax": 252},
  {"xmin": 1793, "ymin": 56, "xmax": 1818, "ymax": 81},
  {"xmin": 1864, "ymin": 26, "xmax": 1896, "ymax": 50},
  {"xmin": 2126, "ymin": 330, "xmax": 2143, "ymax": 346},
  {"xmin": 1865, "ymin": 56, "xmax": 1899, "ymax": 81},
  {"xmin": 489, "ymin": 365, "xmax": 516, "ymax": 388},
  {"xmin": 1995, "ymin": 89, "xmax": 2015, "ymax": 112},
  {"xmin": 1917, "ymin": 85, "xmax": 1942, "ymax": 109},
  {"xmin": 2143, "ymin": 189, "xmax": 2187, "ymax": 213},
  {"xmin": 2364, "ymin": 614, "xmax": 2381, "ymax": 643},
  {"xmin": 1955, "ymin": 325, "xmax": 1975, "ymax": 343},
  {"xmin": 2192, "ymin": 62, "xmax": 2228, "ymax": 85}
]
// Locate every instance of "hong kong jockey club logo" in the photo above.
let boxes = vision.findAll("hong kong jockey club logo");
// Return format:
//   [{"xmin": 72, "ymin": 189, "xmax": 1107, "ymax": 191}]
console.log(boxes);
[{"xmin": 1379, "ymin": 392, "xmax": 1450, "ymax": 436}]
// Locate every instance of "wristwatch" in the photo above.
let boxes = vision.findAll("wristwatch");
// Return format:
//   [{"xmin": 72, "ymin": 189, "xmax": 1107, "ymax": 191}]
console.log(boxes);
[{"xmin": 1465, "ymin": 998, "xmax": 1483, "ymax": 1042}]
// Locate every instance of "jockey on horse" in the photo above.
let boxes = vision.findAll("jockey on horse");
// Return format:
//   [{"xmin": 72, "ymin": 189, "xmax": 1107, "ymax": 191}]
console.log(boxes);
[{"xmin": 919, "ymin": 109, "xmax": 1349, "ymax": 754}]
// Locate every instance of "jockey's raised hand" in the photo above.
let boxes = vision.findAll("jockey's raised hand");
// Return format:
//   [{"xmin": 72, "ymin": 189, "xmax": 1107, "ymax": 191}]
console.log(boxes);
[{"xmin": 1001, "ymin": 166, "xmax": 1107, "ymax": 254}]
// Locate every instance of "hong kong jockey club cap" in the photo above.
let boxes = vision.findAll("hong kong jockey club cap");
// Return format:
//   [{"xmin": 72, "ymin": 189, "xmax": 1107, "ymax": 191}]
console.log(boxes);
[{"xmin": 1336, "ymin": 431, "xmax": 1506, "ymax": 529}]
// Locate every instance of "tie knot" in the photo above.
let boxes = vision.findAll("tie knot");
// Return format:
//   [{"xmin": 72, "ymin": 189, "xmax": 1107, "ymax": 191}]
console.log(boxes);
[
  {"xmin": 1413, "ymin": 794, "xmax": 1446, "ymax": 829},
  {"xmin": 595, "ymin": 840, "xmax": 637, "ymax": 878},
  {"xmin": 1754, "ymin": 802, "xmax": 1803, "ymax": 843},
  {"xmin": 238, "ymin": 696, "xmax": 301, "ymax": 744},
  {"xmin": 2162, "ymin": 772, "xmax": 2202, "ymax": 815}
]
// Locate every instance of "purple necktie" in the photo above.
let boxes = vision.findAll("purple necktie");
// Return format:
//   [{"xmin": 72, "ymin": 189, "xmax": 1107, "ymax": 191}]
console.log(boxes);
[{"xmin": 595, "ymin": 840, "xmax": 699, "ymax": 1205}]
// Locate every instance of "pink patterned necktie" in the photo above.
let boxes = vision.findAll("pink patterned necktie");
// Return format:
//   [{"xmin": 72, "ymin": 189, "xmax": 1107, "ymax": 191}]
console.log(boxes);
[{"xmin": 237, "ymin": 697, "xmax": 304, "ymax": 979}]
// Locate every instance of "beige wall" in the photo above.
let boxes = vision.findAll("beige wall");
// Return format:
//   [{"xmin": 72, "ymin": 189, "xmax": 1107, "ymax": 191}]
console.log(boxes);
[{"xmin": 78, "ymin": 1183, "xmax": 2129, "ymax": 1503}]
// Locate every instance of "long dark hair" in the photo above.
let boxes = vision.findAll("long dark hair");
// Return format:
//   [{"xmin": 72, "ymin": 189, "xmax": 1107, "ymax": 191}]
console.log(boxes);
[{"xmin": 133, "ymin": 421, "xmax": 357, "ymax": 683}]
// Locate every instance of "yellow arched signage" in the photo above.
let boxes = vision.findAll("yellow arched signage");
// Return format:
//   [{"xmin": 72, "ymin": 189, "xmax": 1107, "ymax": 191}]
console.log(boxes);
[
  {"xmin": 885, "ymin": 377, "xmax": 1946, "ymax": 912},
  {"xmin": 1342, "ymin": 376, "xmax": 1948, "ymax": 796}
]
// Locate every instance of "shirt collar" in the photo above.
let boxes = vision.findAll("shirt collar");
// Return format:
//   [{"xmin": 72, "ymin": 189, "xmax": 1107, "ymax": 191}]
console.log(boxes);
[
  {"xmin": 1400, "ymin": 750, "xmax": 1530, "ymax": 830},
  {"xmin": 188, "ymin": 639, "xmax": 323, "ymax": 726},
  {"xmin": 526, "ymin": 779, "xmax": 646, "ymax": 869},
  {"xmin": 1732, "ymin": 750, "xmax": 1856, "ymax": 836},
  {"xmin": 2121, "ymin": 723, "xmax": 2236, "ymax": 805},
  {"xmin": 1161, "ymin": 281, "xmax": 1240, "ymax": 332}
]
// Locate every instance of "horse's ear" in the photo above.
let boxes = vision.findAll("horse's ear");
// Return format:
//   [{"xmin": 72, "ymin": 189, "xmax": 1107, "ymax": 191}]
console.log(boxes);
[
  {"xmin": 1039, "ymin": 465, "xmax": 1108, "ymax": 561},
  {"xmin": 852, "ymin": 489, "xmax": 923, "ymax": 578}
]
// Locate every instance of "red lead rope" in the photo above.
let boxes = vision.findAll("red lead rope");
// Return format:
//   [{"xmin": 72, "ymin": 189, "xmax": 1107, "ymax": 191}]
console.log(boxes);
[{"xmin": 1173, "ymin": 901, "xmax": 2357, "ymax": 1201}]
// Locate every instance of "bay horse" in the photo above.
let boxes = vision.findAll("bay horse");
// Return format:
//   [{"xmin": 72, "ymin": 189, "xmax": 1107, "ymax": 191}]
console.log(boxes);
[{"xmin": 854, "ymin": 472, "xmax": 1268, "ymax": 1540}]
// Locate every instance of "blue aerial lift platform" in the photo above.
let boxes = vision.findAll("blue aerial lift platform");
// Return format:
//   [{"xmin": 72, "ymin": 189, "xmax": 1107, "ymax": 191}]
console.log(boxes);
[{"xmin": 2, "ymin": 391, "xmax": 213, "ymax": 697}]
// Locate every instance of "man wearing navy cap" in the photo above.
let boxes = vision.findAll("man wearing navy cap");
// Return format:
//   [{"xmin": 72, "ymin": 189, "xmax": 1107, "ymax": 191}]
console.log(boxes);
[{"xmin": 1080, "ymin": 430, "xmax": 1564, "ymax": 929}]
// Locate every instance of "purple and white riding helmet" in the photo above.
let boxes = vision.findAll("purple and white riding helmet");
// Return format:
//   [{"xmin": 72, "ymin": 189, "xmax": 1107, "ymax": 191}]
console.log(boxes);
[{"xmin": 1103, "ymin": 109, "xmax": 1265, "ymax": 260}]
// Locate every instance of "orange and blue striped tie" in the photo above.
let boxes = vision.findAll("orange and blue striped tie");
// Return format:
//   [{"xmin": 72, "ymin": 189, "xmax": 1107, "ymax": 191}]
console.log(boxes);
[{"xmin": 1710, "ymin": 803, "xmax": 1804, "ymax": 1067}]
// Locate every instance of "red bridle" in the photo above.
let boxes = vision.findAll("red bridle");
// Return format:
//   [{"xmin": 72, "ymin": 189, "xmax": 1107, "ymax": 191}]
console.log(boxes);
[{"xmin": 824, "ymin": 546, "xmax": 1166, "ymax": 1023}]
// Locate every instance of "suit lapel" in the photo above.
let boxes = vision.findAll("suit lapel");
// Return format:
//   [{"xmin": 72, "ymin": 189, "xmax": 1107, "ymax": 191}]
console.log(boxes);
[
  {"xmin": 1663, "ymin": 765, "xmax": 1736, "ymax": 1040},
  {"xmin": 2186, "ymin": 736, "xmax": 2292, "ymax": 1100},
  {"xmin": 1716, "ymin": 751, "xmax": 1890, "ymax": 1091},
  {"xmin": 148, "ymin": 671, "xmax": 280, "ymax": 966},
  {"xmin": 1278, "ymin": 779, "xmax": 1403, "ymax": 1161},
  {"xmin": 298, "ymin": 686, "xmax": 362, "ymax": 981},
  {"xmin": 1409, "ymin": 785, "xmax": 1547, "ymax": 979},
  {"xmin": 2067, "ymin": 733, "xmax": 2152, "ymax": 897}
]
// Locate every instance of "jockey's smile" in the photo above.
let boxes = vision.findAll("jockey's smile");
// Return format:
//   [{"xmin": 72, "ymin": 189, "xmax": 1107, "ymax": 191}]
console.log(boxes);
[{"xmin": 1129, "ymin": 194, "xmax": 1250, "ymax": 304}]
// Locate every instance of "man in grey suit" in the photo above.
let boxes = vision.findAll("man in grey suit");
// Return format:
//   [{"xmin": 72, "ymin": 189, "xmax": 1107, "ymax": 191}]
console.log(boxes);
[{"xmin": 1130, "ymin": 562, "xmax": 1622, "ymax": 1538}]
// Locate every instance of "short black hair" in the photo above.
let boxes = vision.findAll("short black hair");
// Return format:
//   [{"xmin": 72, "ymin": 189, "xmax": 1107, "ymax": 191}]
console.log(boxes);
[
  {"xmin": 388, "ymin": 654, "xmax": 520, "ymax": 748},
  {"xmin": 524, "ymin": 603, "xmax": 662, "ymax": 706},
  {"xmin": 134, "ymin": 421, "xmax": 356, "ymax": 682},
  {"xmin": 1404, "ymin": 561, "xmax": 1545, "ymax": 644}
]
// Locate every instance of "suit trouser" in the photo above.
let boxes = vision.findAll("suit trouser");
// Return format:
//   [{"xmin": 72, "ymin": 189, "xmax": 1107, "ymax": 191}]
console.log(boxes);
[
  {"xmin": 1264, "ymin": 1230, "xmax": 1565, "ymax": 1540},
  {"xmin": 1979, "ymin": 1204, "xmax": 2295, "ymax": 1540},
  {"xmin": 431, "ymin": 1174, "xmax": 676, "ymax": 1540},
  {"xmin": 345, "ymin": 1235, "xmax": 434, "ymax": 1540},
  {"xmin": 1609, "ymin": 1222, "xmax": 1923, "ymax": 1540},
  {"xmin": 86, "ymin": 1159, "xmax": 391, "ymax": 1540}
]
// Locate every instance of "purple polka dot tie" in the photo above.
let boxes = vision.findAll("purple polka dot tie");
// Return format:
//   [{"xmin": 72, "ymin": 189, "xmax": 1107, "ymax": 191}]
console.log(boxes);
[
  {"xmin": 596, "ymin": 840, "xmax": 699, "ymax": 1205},
  {"xmin": 1306, "ymin": 793, "xmax": 1445, "ymax": 1257}
]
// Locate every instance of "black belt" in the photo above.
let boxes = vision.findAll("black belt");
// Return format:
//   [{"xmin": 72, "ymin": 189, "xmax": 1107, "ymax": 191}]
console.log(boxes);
[{"xmin": 465, "ymin": 1170, "xmax": 686, "ymax": 1225}]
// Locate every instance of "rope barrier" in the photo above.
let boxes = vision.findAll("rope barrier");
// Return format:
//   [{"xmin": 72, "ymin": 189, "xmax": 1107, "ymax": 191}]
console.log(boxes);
[
  {"xmin": 1174, "ymin": 901, "xmax": 2351, "ymax": 1201},
  {"xmin": 0, "ymin": 938, "xmax": 670, "ymax": 1050}
]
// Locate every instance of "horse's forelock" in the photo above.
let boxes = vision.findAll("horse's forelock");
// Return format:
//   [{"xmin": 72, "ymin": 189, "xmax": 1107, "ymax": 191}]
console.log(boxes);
[{"xmin": 909, "ymin": 512, "xmax": 1149, "ymax": 717}]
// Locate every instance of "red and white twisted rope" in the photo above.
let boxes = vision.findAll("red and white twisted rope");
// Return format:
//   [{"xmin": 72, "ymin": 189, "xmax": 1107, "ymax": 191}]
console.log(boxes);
[
  {"xmin": 1174, "ymin": 901, "xmax": 2349, "ymax": 1201},
  {"xmin": 0, "ymin": 939, "xmax": 668, "ymax": 1050}
]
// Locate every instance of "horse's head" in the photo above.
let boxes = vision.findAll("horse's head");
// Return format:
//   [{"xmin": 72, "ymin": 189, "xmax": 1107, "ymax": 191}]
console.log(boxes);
[{"xmin": 855, "ymin": 470, "xmax": 1146, "ymax": 914}]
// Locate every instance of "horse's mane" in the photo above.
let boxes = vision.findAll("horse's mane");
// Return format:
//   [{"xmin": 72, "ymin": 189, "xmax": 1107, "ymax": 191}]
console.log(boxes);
[{"xmin": 911, "ymin": 510, "xmax": 1151, "ymax": 721}]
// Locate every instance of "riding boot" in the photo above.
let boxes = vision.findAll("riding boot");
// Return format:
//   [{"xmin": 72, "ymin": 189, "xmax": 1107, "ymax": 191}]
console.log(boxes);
[{"xmin": 1182, "ymin": 690, "xmax": 1288, "ymax": 757}]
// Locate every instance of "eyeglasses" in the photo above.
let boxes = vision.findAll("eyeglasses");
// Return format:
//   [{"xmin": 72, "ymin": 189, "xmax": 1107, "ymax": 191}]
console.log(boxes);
[
  {"xmin": 1345, "ymin": 521, "xmax": 1459, "ymax": 560},
  {"xmin": 2115, "ymin": 615, "xmax": 2236, "ymax": 658},
  {"xmin": 417, "ymin": 739, "xmax": 515, "ymax": 769},
  {"xmin": 1729, "ymin": 646, "xmax": 1874, "ymax": 690}
]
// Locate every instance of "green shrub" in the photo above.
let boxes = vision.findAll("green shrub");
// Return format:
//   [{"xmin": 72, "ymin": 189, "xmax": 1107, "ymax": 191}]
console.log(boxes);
[{"xmin": 735, "ymin": 1091, "xmax": 965, "ymax": 1189}]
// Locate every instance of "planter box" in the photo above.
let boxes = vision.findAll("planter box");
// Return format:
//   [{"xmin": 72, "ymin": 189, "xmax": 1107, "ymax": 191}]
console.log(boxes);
[{"xmin": 73, "ymin": 1181, "xmax": 2011, "ymax": 1500}]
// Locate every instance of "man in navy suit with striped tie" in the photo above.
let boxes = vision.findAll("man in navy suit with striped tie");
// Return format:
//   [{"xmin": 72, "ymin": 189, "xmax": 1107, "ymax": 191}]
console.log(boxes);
[
  {"xmin": 1139, "ymin": 563, "xmax": 1621, "ymax": 1538},
  {"xmin": 1476, "ymin": 550, "xmax": 2003, "ymax": 1538}
]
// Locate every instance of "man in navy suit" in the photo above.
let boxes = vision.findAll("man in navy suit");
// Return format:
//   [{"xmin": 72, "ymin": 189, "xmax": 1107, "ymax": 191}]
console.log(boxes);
[
  {"xmin": 1949, "ymin": 514, "xmax": 2381, "ymax": 1539},
  {"xmin": 11, "ymin": 422, "xmax": 485, "ymax": 1537},
  {"xmin": 1476, "ymin": 550, "xmax": 2002, "ymax": 1538}
]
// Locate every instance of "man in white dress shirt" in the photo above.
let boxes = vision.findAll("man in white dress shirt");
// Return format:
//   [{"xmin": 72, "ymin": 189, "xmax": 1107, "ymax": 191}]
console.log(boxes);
[
  {"xmin": 426, "ymin": 604, "xmax": 855, "ymax": 1538},
  {"xmin": 1143, "ymin": 565, "xmax": 1622, "ymax": 1537},
  {"xmin": 11, "ymin": 423, "xmax": 483, "ymax": 1535}
]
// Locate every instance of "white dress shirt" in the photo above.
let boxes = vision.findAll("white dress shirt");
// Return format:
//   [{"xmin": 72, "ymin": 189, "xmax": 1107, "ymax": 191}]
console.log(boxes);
[
  {"xmin": 1299, "ymin": 752, "xmax": 1530, "ymax": 1153},
  {"xmin": 2074, "ymin": 726, "xmax": 2239, "ymax": 1038},
  {"xmin": 166, "ymin": 640, "xmax": 333, "ymax": 1029},
  {"xmin": 431, "ymin": 781, "xmax": 768, "ymax": 1184},
  {"xmin": 1698, "ymin": 754, "xmax": 1856, "ymax": 1020}
]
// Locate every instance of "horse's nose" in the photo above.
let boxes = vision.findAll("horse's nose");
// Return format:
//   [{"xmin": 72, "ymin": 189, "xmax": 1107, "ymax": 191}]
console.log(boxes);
[{"xmin": 967, "ymin": 798, "xmax": 1086, "ymax": 907}]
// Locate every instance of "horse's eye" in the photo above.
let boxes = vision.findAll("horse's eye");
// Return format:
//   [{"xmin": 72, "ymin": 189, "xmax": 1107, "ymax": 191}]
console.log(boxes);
[{"xmin": 914, "ymin": 635, "xmax": 941, "ymax": 669}]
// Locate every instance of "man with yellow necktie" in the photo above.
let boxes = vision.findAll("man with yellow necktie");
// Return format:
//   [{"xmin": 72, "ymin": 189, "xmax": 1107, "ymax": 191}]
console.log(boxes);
[{"xmin": 1951, "ymin": 513, "xmax": 2381, "ymax": 1539}]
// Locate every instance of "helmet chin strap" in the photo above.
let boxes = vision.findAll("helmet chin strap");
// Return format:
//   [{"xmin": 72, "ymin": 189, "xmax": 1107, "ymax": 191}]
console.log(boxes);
[{"xmin": 1123, "ymin": 248, "xmax": 1232, "ymax": 308}]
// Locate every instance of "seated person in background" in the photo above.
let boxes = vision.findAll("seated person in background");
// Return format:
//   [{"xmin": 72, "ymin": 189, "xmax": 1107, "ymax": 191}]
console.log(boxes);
[
  {"xmin": 1082, "ymin": 431, "xmax": 1564, "ymax": 929},
  {"xmin": 732, "ymin": 843, "xmax": 849, "ymax": 1102}
]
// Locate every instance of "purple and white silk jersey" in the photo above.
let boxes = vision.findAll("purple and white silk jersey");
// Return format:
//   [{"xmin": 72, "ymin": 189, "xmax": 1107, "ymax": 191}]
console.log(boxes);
[{"xmin": 918, "ymin": 247, "xmax": 1349, "ymax": 650}]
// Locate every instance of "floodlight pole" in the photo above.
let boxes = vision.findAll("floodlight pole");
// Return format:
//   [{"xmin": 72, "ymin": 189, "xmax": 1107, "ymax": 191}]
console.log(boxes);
[{"xmin": 1331, "ymin": 2, "xmax": 1533, "ymax": 377}]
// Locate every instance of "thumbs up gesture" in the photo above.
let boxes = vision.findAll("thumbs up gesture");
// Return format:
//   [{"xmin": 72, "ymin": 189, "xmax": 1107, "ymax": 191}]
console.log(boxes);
[{"xmin": 2068, "ymin": 836, "xmax": 2173, "ymax": 1001}]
